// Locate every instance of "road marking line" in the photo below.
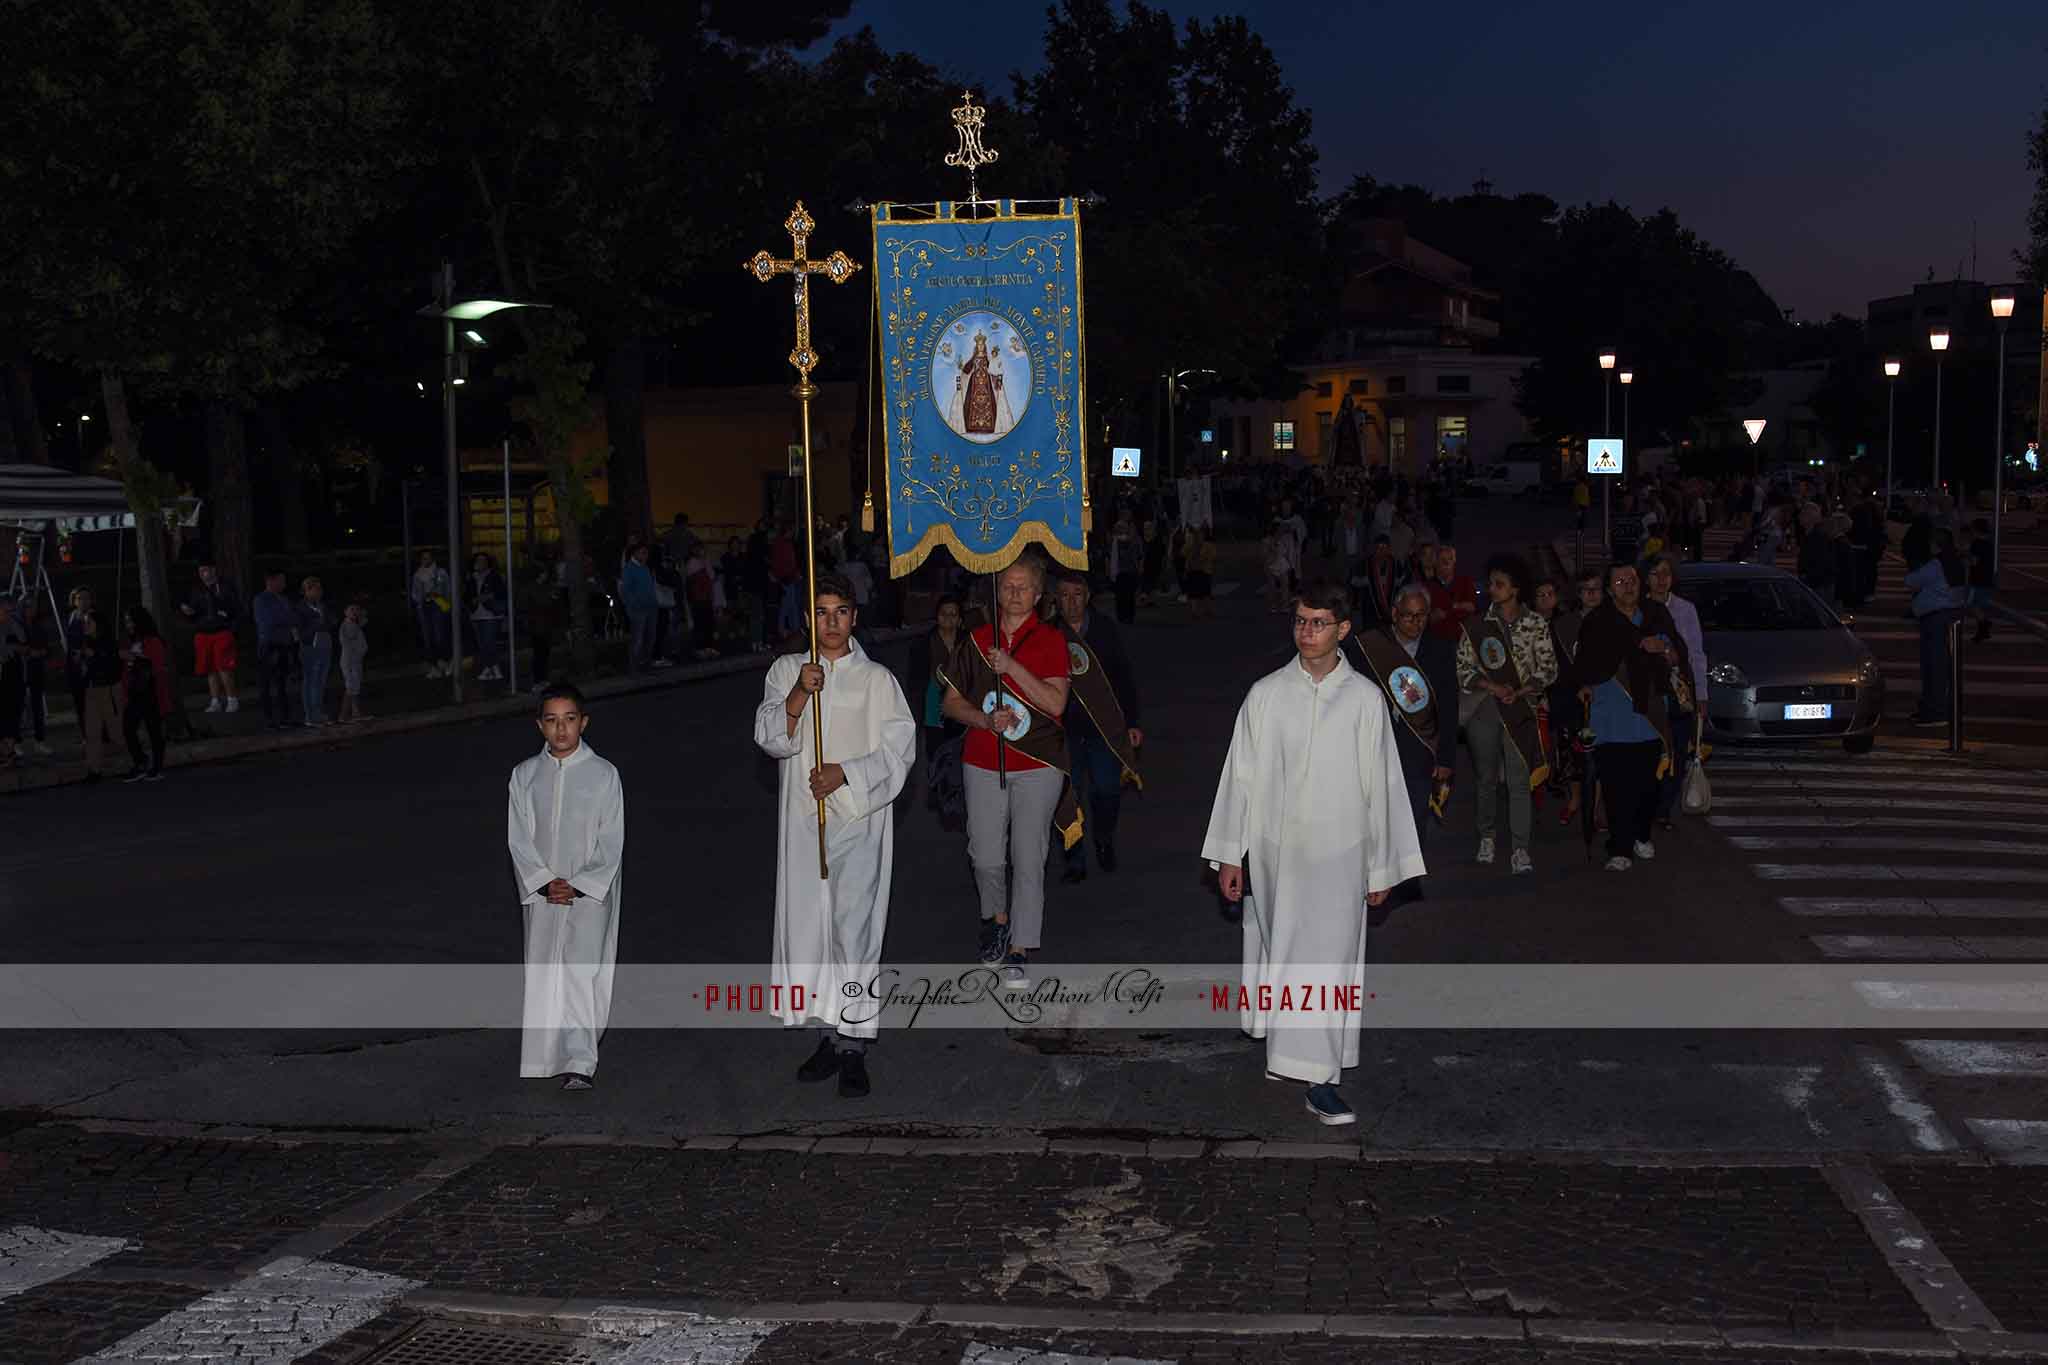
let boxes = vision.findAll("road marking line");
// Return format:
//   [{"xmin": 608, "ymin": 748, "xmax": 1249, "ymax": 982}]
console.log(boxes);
[
  {"xmin": 1779, "ymin": 896, "xmax": 2048, "ymax": 919},
  {"xmin": 1810, "ymin": 934, "xmax": 2048, "ymax": 960},
  {"xmin": 1886, "ymin": 679, "xmax": 2048, "ymax": 696},
  {"xmin": 1724, "ymin": 797, "xmax": 2048, "ymax": 815},
  {"xmin": 1963, "ymin": 1118, "xmax": 2048, "ymax": 1165},
  {"xmin": 1756, "ymin": 864, "xmax": 2048, "ymax": 883},
  {"xmin": 1902, "ymin": 1039, "xmax": 2048, "ymax": 1077},
  {"xmin": 591, "ymin": 1309, "xmax": 779, "ymax": 1364},
  {"xmin": 1853, "ymin": 1049, "xmax": 1960, "ymax": 1152},
  {"xmin": 1713, "ymin": 816, "xmax": 2048, "ymax": 834},
  {"xmin": 1877, "ymin": 662, "xmax": 2048, "ymax": 676},
  {"xmin": 0, "ymin": 1225, "xmax": 130, "ymax": 1301},
  {"xmin": 1823, "ymin": 1158, "xmax": 1999, "ymax": 1331},
  {"xmin": 1730, "ymin": 835, "xmax": 2048, "ymax": 856},
  {"xmin": 961, "ymin": 1345, "xmax": 1177, "ymax": 1365},
  {"xmin": 73, "ymin": 1257, "xmax": 422, "ymax": 1362},
  {"xmin": 1725, "ymin": 780, "xmax": 2048, "ymax": 798}
]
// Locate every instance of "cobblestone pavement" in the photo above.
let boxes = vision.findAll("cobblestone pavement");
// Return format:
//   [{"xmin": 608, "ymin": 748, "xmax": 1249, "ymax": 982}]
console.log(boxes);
[{"xmin": 4, "ymin": 1125, "xmax": 2048, "ymax": 1363}]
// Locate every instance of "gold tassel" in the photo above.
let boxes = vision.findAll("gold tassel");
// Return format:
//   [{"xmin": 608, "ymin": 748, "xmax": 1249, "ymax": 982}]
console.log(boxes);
[
  {"xmin": 860, "ymin": 492, "xmax": 874, "ymax": 533},
  {"xmin": 1081, "ymin": 498, "xmax": 1092, "ymax": 532}
]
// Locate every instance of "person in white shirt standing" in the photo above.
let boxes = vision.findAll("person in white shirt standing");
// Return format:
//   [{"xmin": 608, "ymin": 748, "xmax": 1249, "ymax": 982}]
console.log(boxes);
[
  {"xmin": 507, "ymin": 684, "xmax": 625, "ymax": 1090},
  {"xmin": 754, "ymin": 573, "xmax": 915, "ymax": 1098}
]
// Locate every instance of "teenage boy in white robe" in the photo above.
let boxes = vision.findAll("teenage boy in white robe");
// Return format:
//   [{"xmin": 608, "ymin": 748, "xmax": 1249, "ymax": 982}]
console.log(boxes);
[
  {"xmin": 508, "ymin": 683, "xmax": 625, "ymax": 1090},
  {"xmin": 754, "ymin": 572, "xmax": 916, "ymax": 1099},
  {"xmin": 1202, "ymin": 579, "xmax": 1425, "ymax": 1126}
]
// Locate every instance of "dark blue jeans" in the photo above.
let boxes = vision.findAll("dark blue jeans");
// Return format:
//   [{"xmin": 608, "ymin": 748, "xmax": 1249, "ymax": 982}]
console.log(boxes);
[
  {"xmin": 1917, "ymin": 608, "xmax": 1961, "ymax": 720},
  {"xmin": 1064, "ymin": 721, "xmax": 1125, "ymax": 868}
]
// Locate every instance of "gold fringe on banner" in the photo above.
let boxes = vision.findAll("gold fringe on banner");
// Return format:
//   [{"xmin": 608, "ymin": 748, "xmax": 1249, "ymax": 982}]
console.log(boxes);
[
  {"xmin": 1081, "ymin": 492, "xmax": 1092, "ymax": 532},
  {"xmin": 864, "ymin": 267, "xmax": 881, "ymax": 545}
]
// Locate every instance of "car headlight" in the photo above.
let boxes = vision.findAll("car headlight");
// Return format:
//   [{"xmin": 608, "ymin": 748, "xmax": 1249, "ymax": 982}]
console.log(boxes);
[
  {"xmin": 1855, "ymin": 656, "xmax": 1882, "ymax": 685},
  {"xmin": 1708, "ymin": 662, "xmax": 1750, "ymax": 689}
]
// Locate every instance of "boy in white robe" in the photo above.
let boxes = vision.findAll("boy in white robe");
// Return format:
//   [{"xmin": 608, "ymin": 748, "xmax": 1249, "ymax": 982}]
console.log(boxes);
[
  {"xmin": 1202, "ymin": 579, "xmax": 1425, "ymax": 1126},
  {"xmin": 753, "ymin": 573, "xmax": 915, "ymax": 1098},
  {"xmin": 508, "ymin": 684, "xmax": 626, "ymax": 1089}
]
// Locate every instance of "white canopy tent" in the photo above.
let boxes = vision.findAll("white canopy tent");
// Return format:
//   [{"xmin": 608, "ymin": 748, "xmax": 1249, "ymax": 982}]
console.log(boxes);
[{"xmin": 0, "ymin": 463, "xmax": 200, "ymax": 647}]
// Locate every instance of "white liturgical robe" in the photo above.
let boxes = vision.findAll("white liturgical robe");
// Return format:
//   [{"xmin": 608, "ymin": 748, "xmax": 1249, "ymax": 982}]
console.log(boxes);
[
  {"xmin": 1202, "ymin": 652, "xmax": 1425, "ymax": 1084},
  {"xmin": 507, "ymin": 740, "xmax": 625, "ymax": 1078},
  {"xmin": 753, "ymin": 639, "xmax": 916, "ymax": 1040}
]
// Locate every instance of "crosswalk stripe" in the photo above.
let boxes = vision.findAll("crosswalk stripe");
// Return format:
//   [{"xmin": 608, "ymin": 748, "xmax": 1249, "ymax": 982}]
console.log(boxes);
[
  {"xmin": 1779, "ymin": 897, "xmax": 2048, "ymax": 918},
  {"xmin": 1708, "ymin": 760, "xmax": 1988, "ymax": 777},
  {"xmin": 1756, "ymin": 864, "xmax": 2048, "ymax": 883},
  {"xmin": 1730, "ymin": 835, "xmax": 2048, "ymax": 857},
  {"xmin": 74, "ymin": 1257, "xmax": 421, "ymax": 1363},
  {"xmin": 1811, "ymin": 934, "xmax": 2048, "ymax": 960},
  {"xmin": 1719, "ymin": 780, "xmax": 2048, "ymax": 799},
  {"xmin": 1856, "ymin": 1048, "xmax": 1961, "ymax": 1151},
  {"xmin": 602, "ymin": 1312, "xmax": 779, "ymax": 1364},
  {"xmin": 1963, "ymin": 1118, "xmax": 2048, "ymax": 1164},
  {"xmin": 1855, "ymin": 978, "xmax": 2048, "ymax": 1016},
  {"xmin": 1877, "ymin": 662, "xmax": 2048, "ymax": 676},
  {"xmin": 0, "ymin": 1226, "xmax": 130, "ymax": 1301},
  {"xmin": 1722, "ymin": 797, "xmax": 2048, "ymax": 816},
  {"xmin": 1885, "ymin": 680, "xmax": 2048, "ymax": 697},
  {"xmin": 1902, "ymin": 1039, "xmax": 2048, "ymax": 1077},
  {"xmin": 1714, "ymin": 816, "xmax": 2048, "ymax": 835}
]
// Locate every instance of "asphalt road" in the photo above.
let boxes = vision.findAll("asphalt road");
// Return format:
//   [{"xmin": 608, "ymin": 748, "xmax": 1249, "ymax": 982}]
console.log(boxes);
[{"xmin": 4, "ymin": 499, "xmax": 2044, "ymax": 1159}]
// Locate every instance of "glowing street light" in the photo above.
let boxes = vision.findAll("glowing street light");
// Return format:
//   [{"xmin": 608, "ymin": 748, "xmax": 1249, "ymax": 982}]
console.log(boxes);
[
  {"xmin": 1883, "ymin": 360, "xmax": 1902, "ymax": 516},
  {"xmin": 1992, "ymin": 291, "xmax": 2016, "ymax": 576},
  {"xmin": 1929, "ymin": 327, "xmax": 1950, "ymax": 490}
]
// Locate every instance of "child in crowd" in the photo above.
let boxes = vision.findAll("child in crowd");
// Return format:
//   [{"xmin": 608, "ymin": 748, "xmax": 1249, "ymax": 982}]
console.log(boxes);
[{"xmin": 339, "ymin": 602, "xmax": 370, "ymax": 723}]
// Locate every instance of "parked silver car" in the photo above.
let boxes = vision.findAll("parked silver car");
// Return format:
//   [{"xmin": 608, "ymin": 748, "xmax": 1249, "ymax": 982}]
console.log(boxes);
[{"xmin": 1675, "ymin": 563, "xmax": 1883, "ymax": 754}]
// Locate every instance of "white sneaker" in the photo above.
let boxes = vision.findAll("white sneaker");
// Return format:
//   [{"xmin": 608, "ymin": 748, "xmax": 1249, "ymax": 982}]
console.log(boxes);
[
  {"xmin": 1510, "ymin": 848, "xmax": 1533, "ymax": 875},
  {"xmin": 204, "ymin": 698, "xmax": 223, "ymax": 713},
  {"xmin": 1604, "ymin": 855, "xmax": 1633, "ymax": 872},
  {"xmin": 224, "ymin": 697, "xmax": 239, "ymax": 713},
  {"xmin": 30, "ymin": 741, "xmax": 50, "ymax": 758},
  {"xmin": 1475, "ymin": 836, "xmax": 1496, "ymax": 865},
  {"xmin": 425, "ymin": 664, "xmax": 439, "ymax": 679},
  {"xmin": 1632, "ymin": 840, "xmax": 1656, "ymax": 861}
]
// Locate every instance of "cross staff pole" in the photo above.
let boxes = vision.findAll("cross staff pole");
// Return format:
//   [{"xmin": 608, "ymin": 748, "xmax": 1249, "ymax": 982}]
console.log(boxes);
[{"xmin": 747, "ymin": 202, "xmax": 861, "ymax": 879}]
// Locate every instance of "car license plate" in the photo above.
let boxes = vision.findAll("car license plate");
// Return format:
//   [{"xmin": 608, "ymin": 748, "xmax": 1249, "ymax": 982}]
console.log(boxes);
[{"xmin": 1783, "ymin": 703, "xmax": 1833, "ymax": 720}]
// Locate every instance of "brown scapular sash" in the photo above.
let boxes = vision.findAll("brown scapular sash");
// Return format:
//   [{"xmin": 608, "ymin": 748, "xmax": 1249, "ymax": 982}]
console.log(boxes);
[
  {"xmin": 937, "ymin": 626, "xmax": 1084, "ymax": 851},
  {"xmin": 1462, "ymin": 615, "xmax": 1551, "ymax": 790},
  {"xmin": 1346, "ymin": 628, "xmax": 1438, "ymax": 756},
  {"xmin": 1057, "ymin": 621, "xmax": 1143, "ymax": 793}
]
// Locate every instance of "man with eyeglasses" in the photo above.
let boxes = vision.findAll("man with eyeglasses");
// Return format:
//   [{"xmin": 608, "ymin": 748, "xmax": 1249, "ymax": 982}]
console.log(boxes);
[
  {"xmin": 1202, "ymin": 580, "xmax": 1425, "ymax": 1127},
  {"xmin": 1347, "ymin": 582, "xmax": 1457, "ymax": 920}
]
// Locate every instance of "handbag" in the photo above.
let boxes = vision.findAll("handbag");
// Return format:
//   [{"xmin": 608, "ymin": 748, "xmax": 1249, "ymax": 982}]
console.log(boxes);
[{"xmin": 1681, "ymin": 756, "xmax": 1711, "ymax": 814}]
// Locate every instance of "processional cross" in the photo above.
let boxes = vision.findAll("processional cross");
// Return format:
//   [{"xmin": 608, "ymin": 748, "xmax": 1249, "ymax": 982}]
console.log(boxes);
[{"xmin": 745, "ymin": 202, "xmax": 860, "ymax": 878}]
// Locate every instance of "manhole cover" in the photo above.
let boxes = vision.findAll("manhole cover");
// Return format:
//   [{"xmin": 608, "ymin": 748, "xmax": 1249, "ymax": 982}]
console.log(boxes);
[{"xmin": 364, "ymin": 1319, "xmax": 615, "ymax": 1365}]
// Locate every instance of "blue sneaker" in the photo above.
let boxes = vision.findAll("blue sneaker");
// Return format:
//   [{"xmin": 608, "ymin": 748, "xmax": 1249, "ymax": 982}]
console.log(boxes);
[{"xmin": 1304, "ymin": 1084, "xmax": 1355, "ymax": 1126}]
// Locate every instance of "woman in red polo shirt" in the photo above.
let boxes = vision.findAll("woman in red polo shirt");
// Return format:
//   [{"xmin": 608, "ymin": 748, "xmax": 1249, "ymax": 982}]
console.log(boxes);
[{"xmin": 941, "ymin": 553, "xmax": 1071, "ymax": 988}]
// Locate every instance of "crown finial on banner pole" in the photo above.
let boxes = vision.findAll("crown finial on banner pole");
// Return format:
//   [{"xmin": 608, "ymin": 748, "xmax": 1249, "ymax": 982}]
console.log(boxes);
[{"xmin": 943, "ymin": 89, "xmax": 1000, "ymax": 207}]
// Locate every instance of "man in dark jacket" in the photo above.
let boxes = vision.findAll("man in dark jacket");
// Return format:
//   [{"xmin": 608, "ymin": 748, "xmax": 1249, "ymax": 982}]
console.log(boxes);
[
  {"xmin": 1795, "ymin": 503, "xmax": 1837, "ymax": 606},
  {"xmin": 1053, "ymin": 573, "xmax": 1141, "ymax": 882},
  {"xmin": 1347, "ymin": 582, "xmax": 1457, "ymax": 919}
]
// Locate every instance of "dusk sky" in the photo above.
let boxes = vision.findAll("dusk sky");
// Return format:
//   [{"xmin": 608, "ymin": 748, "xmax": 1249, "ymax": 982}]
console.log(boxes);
[{"xmin": 817, "ymin": 0, "xmax": 2044, "ymax": 322}]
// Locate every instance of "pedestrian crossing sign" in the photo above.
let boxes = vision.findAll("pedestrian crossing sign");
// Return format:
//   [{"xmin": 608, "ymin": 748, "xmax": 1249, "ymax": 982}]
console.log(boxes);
[
  {"xmin": 1588, "ymin": 438, "xmax": 1624, "ymax": 476},
  {"xmin": 1112, "ymin": 447, "xmax": 1142, "ymax": 478}
]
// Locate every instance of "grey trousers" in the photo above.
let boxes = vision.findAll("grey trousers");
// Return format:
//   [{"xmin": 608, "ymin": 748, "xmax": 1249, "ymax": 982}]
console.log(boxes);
[
  {"xmin": 1466, "ymin": 696, "xmax": 1532, "ymax": 851},
  {"xmin": 964, "ymin": 764, "xmax": 1063, "ymax": 951}
]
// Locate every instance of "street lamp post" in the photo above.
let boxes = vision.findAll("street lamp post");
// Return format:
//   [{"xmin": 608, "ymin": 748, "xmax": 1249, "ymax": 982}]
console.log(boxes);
[
  {"xmin": 1992, "ymin": 292, "xmax": 2015, "ymax": 579},
  {"xmin": 1743, "ymin": 419, "xmax": 1767, "ymax": 487},
  {"xmin": 1929, "ymin": 326, "xmax": 1951, "ymax": 493},
  {"xmin": 1883, "ymin": 360, "xmax": 1902, "ymax": 520},
  {"xmin": 417, "ymin": 262, "xmax": 550, "ymax": 703},
  {"xmin": 1618, "ymin": 370, "xmax": 1633, "ymax": 450},
  {"xmin": 1598, "ymin": 351, "xmax": 1616, "ymax": 561}
]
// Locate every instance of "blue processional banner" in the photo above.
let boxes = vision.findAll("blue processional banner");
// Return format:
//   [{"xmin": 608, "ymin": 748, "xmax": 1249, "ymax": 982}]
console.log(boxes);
[{"xmin": 872, "ymin": 199, "xmax": 1088, "ymax": 577}]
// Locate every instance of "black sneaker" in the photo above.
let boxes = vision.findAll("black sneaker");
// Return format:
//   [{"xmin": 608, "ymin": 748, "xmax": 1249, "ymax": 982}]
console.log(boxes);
[
  {"xmin": 977, "ymin": 919, "xmax": 1009, "ymax": 965},
  {"xmin": 1001, "ymin": 952, "xmax": 1031, "ymax": 991},
  {"xmin": 1096, "ymin": 843, "xmax": 1118, "ymax": 873},
  {"xmin": 1061, "ymin": 863, "xmax": 1087, "ymax": 885},
  {"xmin": 144, "ymin": 770, "xmax": 164, "ymax": 783},
  {"xmin": 1911, "ymin": 713, "xmax": 1948, "ymax": 727},
  {"xmin": 796, "ymin": 1036, "xmax": 842, "ymax": 1083},
  {"xmin": 123, "ymin": 769, "xmax": 149, "ymax": 784},
  {"xmin": 837, "ymin": 1049, "xmax": 870, "ymax": 1099}
]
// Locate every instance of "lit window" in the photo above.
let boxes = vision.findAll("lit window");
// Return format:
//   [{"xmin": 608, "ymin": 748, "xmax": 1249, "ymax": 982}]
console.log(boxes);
[{"xmin": 1273, "ymin": 421, "xmax": 1295, "ymax": 451}]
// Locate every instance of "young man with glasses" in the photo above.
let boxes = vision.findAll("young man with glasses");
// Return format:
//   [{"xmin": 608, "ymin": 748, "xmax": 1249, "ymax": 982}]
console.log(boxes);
[{"xmin": 1202, "ymin": 581, "xmax": 1425, "ymax": 1126}]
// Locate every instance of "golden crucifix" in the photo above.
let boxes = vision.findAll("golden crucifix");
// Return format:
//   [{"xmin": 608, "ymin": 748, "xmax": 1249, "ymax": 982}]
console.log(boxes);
[{"xmin": 746, "ymin": 202, "xmax": 860, "ymax": 879}]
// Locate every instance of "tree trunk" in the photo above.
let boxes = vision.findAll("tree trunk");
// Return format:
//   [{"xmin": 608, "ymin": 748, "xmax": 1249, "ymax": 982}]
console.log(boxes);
[
  {"xmin": 260, "ymin": 406, "xmax": 311, "ymax": 555},
  {"xmin": 9, "ymin": 359, "xmax": 49, "ymax": 465},
  {"xmin": 603, "ymin": 336, "xmax": 652, "ymax": 545},
  {"xmin": 100, "ymin": 372, "xmax": 171, "ymax": 626},
  {"xmin": 203, "ymin": 401, "xmax": 254, "ymax": 593}
]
